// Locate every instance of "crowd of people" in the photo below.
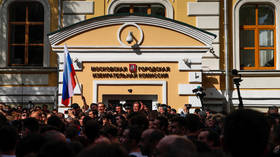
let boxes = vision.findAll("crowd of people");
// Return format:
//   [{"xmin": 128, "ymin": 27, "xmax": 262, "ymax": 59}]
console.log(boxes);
[{"xmin": 0, "ymin": 101, "xmax": 279, "ymax": 157}]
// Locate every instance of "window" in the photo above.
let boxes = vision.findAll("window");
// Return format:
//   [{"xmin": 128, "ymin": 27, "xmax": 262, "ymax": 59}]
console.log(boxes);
[
  {"xmin": 8, "ymin": 2, "xmax": 44, "ymax": 66},
  {"xmin": 115, "ymin": 4, "xmax": 166, "ymax": 17},
  {"xmin": 239, "ymin": 4, "xmax": 275, "ymax": 70}
]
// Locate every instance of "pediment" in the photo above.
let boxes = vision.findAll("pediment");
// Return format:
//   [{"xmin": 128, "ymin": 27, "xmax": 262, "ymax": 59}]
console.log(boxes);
[{"xmin": 48, "ymin": 15, "xmax": 216, "ymax": 48}]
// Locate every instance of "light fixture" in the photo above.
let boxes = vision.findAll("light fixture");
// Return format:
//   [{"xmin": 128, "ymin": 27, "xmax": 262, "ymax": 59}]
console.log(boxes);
[
  {"xmin": 126, "ymin": 32, "xmax": 134, "ymax": 44},
  {"xmin": 183, "ymin": 58, "xmax": 191, "ymax": 67},
  {"xmin": 74, "ymin": 58, "xmax": 82, "ymax": 68}
]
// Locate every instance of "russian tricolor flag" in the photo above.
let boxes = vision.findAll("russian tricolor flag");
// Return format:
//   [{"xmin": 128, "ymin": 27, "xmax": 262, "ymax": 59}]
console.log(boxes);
[{"xmin": 62, "ymin": 44, "xmax": 76, "ymax": 107}]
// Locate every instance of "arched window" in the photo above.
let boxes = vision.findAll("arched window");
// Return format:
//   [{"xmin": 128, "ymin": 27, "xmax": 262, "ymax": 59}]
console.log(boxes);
[
  {"xmin": 115, "ymin": 4, "xmax": 166, "ymax": 17},
  {"xmin": 239, "ymin": 4, "xmax": 275, "ymax": 70},
  {"xmin": 8, "ymin": 1, "xmax": 44, "ymax": 66},
  {"xmin": 107, "ymin": 0, "xmax": 173, "ymax": 19}
]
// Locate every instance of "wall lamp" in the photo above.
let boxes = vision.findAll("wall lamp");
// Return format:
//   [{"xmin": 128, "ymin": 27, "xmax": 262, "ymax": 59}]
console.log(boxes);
[{"xmin": 183, "ymin": 58, "xmax": 191, "ymax": 67}]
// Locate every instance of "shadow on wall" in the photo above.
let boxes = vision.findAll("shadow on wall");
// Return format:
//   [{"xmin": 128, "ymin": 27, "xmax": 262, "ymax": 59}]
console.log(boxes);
[
  {"xmin": 62, "ymin": 0, "xmax": 94, "ymax": 27},
  {"xmin": 202, "ymin": 76, "xmax": 227, "ymax": 112},
  {"xmin": 0, "ymin": 86, "xmax": 55, "ymax": 105}
]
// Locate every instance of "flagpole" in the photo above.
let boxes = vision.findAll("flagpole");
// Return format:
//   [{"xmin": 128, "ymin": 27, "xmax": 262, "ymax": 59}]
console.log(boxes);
[
  {"xmin": 74, "ymin": 75, "xmax": 82, "ymax": 95},
  {"xmin": 74, "ymin": 74, "xmax": 88, "ymax": 109}
]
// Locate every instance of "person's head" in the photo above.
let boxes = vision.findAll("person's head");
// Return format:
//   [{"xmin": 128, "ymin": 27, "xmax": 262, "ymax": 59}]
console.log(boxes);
[
  {"xmin": 156, "ymin": 135, "xmax": 196, "ymax": 157},
  {"xmin": 52, "ymin": 109, "xmax": 58, "ymax": 115},
  {"xmin": 17, "ymin": 105, "xmax": 23, "ymax": 111},
  {"xmin": 120, "ymin": 125, "xmax": 143, "ymax": 152},
  {"xmin": 22, "ymin": 117, "xmax": 40, "ymax": 136},
  {"xmin": 83, "ymin": 119, "xmax": 101, "ymax": 142},
  {"xmin": 38, "ymin": 141, "xmax": 74, "ymax": 157},
  {"xmin": 42, "ymin": 104, "xmax": 48, "ymax": 111},
  {"xmin": 194, "ymin": 108, "xmax": 201, "ymax": 115},
  {"xmin": 65, "ymin": 125, "xmax": 80, "ymax": 140},
  {"xmin": 98, "ymin": 103, "xmax": 105, "ymax": 114},
  {"xmin": 16, "ymin": 133, "xmax": 45, "ymax": 157},
  {"xmin": 197, "ymin": 128, "xmax": 220, "ymax": 149},
  {"xmin": 99, "ymin": 114, "xmax": 112, "ymax": 126},
  {"xmin": 90, "ymin": 103, "xmax": 98, "ymax": 111},
  {"xmin": 115, "ymin": 104, "xmax": 122, "ymax": 114},
  {"xmin": 47, "ymin": 115, "xmax": 65, "ymax": 132},
  {"xmin": 71, "ymin": 103, "xmax": 80, "ymax": 110},
  {"xmin": 43, "ymin": 130, "xmax": 66, "ymax": 143},
  {"xmin": 57, "ymin": 113, "xmax": 65, "ymax": 121},
  {"xmin": 158, "ymin": 105, "xmax": 167, "ymax": 115},
  {"xmin": 198, "ymin": 111, "xmax": 207, "ymax": 122},
  {"xmin": 152, "ymin": 116, "xmax": 168, "ymax": 134},
  {"xmin": 169, "ymin": 116, "xmax": 186, "ymax": 135},
  {"xmin": 185, "ymin": 114, "xmax": 203, "ymax": 135},
  {"xmin": 139, "ymin": 129, "xmax": 164, "ymax": 156},
  {"xmin": 115, "ymin": 115, "xmax": 126, "ymax": 127},
  {"xmin": 167, "ymin": 106, "xmax": 171, "ymax": 114},
  {"xmin": 268, "ymin": 106, "xmax": 279, "ymax": 114},
  {"xmin": 21, "ymin": 112, "xmax": 29, "ymax": 120},
  {"xmin": 107, "ymin": 103, "xmax": 114, "ymax": 112},
  {"xmin": 0, "ymin": 103, "xmax": 5, "ymax": 110},
  {"xmin": 133, "ymin": 102, "xmax": 140, "ymax": 112},
  {"xmin": 124, "ymin": 103, "xmax": 132, "ymax": 114},
  {"xmin": 100, "ymin": 124, "xmax": 119, "ymax": 143},
  {"xmin": 170, "ymin": 108, "xmax": 177, "ymax": 115},
  {"xmin": 184, "ymin": 104, "xmax": 192, "ymax": 113},
  {"xmin": 41, "ymin": 112, "xmax": 47, "ymax": 123},
  {"xmin": 35, "ymin": 106, "xmax": 41, "ymax": 111},
  {"xmin": 205, "ymin": 114, "xmax": 216, "ymax": 128},
  {"xmin": 127, "ymin": 112, "xmax": 149, "ymax": 131},
  {"xmin": 71, "ymin": 103, "xmax": 80, "ymax": 116},
  {"xmin": 78, "ymin": 143, "xmax": 128, "ymax": 157},
  {"xmin": 88, "ymin": 110, "xmax": 97, "ymax": 119},
  {"xmin": 223, "ymin": 109, "xmax": 270, "ymax": 157}
]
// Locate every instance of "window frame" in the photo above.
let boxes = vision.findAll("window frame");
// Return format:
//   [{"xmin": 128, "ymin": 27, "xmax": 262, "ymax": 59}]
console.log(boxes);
[
  {"xmin": 233, "ymin": 0, "xmax": 279, "ymax": 71},
  {"xmin": 8, "ymin": 1, "xmax": 44, "ymax": 66},
  {"xmin": 107, "ymin": 0, "xmax": 174, "ymax": 19},
  {"xmin": 239, "ymin": 4, "xmax": 276, "ymax": 70},
  {"xmin": 0, "ymin": 0, "xmax": 50, "ymax": 68},
  {"xmin": 114, "ymin": 3, "xmax": 166, "ymax": 17}
]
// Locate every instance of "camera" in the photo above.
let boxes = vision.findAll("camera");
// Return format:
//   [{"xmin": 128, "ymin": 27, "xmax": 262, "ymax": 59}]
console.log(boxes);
[
  {"xmin": 185, "ymin": 104, "xmax": 192, "ymax": 109},
  {"xmin": 192, "ymin": 86, "xmax": 203, "ymax": 93}
]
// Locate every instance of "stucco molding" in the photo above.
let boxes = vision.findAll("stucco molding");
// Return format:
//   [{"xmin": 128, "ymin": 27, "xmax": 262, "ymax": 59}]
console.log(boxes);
[{"xmin": 48, "ymin": 15, "xmax": 215, "ymax": 47}]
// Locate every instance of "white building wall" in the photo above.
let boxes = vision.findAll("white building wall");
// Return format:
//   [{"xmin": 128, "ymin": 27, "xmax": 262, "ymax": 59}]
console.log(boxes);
[
  {"xmin": 63, "ymin": 1, "xmax": 95, "ymax": 27},
  {"xmin": 188, "ymin": 1, "xmax": 220, "ymax": 70}
]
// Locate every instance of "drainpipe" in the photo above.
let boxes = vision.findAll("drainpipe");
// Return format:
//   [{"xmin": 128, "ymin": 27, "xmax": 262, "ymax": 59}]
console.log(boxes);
[
  {"xmin": 58, "ymin": 0, "xmax": 62, "ymax": 28},
  {"xmin": 224, "ymin": 0, "xmax": 230, "ymax": 113}
]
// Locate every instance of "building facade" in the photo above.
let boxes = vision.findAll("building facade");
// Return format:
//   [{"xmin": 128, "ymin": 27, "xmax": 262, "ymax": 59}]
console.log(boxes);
[{"xmin": 1, "ymin": 0, "xmax": 279, "ymax": 113}]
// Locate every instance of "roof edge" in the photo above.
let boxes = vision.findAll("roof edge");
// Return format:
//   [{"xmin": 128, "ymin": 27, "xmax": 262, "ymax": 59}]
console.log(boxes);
[{"xmin": 48, "ymin": 14, "xmax": 216, "ymax": 38}]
